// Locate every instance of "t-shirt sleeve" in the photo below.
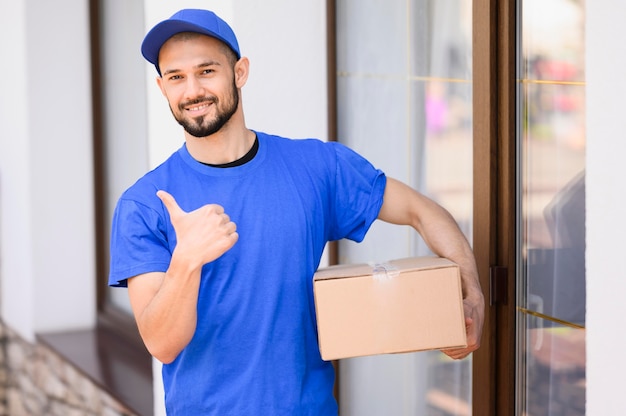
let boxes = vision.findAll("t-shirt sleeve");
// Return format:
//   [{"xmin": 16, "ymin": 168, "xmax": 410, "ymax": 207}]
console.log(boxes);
[
  {"xmin": 108, "ymin": 197, "xmax": 172, "ymax": 287},
  {"xmin": 329, "ymin": 142, "xmax": 386, "ymax": 242}
]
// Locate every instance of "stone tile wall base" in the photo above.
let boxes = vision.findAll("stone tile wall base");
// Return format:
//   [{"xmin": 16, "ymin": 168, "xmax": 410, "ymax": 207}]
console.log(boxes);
[{"xmin": 0, "ymin": 321, "xmax": 138, "ymax": 416}]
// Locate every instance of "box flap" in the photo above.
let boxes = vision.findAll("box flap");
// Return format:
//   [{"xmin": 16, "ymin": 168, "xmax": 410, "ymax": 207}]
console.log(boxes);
[{"xmin": 313, "ymin": 256, "xmax": 457, "ymax": 281}]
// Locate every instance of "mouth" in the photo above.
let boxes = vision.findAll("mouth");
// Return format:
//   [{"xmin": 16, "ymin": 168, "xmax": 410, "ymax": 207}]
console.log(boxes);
[{"xmin": 182, "ymin": 99, "xmax": 214, "ymax": 115}]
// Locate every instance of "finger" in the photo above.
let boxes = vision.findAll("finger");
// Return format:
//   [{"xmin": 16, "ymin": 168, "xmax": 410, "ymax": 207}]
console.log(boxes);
[
  {"xmin": 156, "ymin": 190, "xmax": 186, "ymax": 218},
  {"xmin": 442, "ymin": 348, "xmax": 470, "ymax": 360}
]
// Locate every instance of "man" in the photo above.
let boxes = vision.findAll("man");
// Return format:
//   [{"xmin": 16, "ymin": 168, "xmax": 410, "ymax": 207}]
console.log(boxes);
[{"xmin": 109, "ymin": 8, "xmax": 484, "ymax": 415}]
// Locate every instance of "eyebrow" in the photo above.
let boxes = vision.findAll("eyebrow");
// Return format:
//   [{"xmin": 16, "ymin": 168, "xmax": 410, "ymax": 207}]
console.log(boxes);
[{"xmin": 162, "ymin": 61, "xmax": 222, "ymax": 77}]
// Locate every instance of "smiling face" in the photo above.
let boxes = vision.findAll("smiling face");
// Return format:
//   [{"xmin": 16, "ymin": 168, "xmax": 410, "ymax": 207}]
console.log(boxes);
[{"xmin": 156, "ymin": 33, "xmax": 242, "ymax": 138}]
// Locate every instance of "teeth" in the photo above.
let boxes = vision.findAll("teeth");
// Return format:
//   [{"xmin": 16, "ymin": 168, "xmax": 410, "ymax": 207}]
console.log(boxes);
[{"xmin": 188, "ymin": 103, "xmax": 210, "ymax": 111}]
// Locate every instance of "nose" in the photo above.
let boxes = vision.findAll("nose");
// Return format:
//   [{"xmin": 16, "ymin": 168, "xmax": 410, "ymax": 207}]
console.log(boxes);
[{"xmin": 184, "ymin": 75, "xmax": 206, "ymax": 101}]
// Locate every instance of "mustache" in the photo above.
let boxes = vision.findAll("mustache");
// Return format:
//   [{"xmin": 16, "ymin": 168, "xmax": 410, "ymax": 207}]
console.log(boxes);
[{"xmin": 179, "ymin": 96, "xmax": 217, "ymax": 111}]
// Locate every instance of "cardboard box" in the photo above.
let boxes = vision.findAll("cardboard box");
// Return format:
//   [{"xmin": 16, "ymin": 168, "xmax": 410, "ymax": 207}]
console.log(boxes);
[{"xmin": 313, "ymin": 257, "xmax": 467, "ymax": 361}]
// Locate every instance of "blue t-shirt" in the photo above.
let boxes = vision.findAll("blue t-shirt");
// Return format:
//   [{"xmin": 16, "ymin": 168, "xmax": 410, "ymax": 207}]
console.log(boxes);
[{"xmin": 109, "ymin": 132, "xmax": 386, "ymax": 415}]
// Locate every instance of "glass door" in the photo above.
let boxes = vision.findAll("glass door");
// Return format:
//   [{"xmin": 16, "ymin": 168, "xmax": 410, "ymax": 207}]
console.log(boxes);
[
  {"xmin": 335, "ymin": 0, "xmax": 474, "ymax": 414},
  {"xmin": 516, "ymin": 0, "xmax": 586, "ymax": 414}
]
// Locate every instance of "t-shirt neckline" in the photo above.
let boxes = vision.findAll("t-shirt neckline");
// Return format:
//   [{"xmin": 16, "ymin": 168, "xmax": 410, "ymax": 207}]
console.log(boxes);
[{"xmin": 177, "ymin": 131, "xmax": 266, "ymax": 177}]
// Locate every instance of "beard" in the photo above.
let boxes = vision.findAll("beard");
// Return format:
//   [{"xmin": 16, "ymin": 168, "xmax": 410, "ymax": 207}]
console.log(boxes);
[{"xmin": 171, "ymin": 78, "xmax": 239, "ymax": 138}]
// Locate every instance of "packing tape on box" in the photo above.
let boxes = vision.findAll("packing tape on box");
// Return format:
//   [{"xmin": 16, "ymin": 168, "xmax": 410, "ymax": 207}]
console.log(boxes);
[{"xmin": 369, "ymin": 262, "xmax": 400, "ymax": 281}]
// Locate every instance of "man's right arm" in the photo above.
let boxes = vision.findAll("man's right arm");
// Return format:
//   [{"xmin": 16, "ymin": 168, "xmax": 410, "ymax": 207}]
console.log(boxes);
[
  {"xmin": 127, "ymin": 190, "xmax": 239, "ymax": 364},
  {"xmin": 128, "ymin": 267, "xmax": 200, "ymax": 364}
]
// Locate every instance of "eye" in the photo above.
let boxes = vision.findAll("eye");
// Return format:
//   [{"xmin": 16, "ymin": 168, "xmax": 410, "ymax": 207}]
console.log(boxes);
[{"xmin": 201, "ymin": 68, "xmax": 214, "ymax": 75}]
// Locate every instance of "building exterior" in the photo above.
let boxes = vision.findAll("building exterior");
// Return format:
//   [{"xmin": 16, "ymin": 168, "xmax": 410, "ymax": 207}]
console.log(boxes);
[{"xmin": 0, "ymin": 0, "xmax": 622, "ymax": 415}]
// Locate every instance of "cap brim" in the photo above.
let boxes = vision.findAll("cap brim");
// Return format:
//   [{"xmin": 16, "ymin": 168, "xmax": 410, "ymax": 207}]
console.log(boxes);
[{"xmin": 141, "ymin": 20, "xmax": 239, "ymax": 66}]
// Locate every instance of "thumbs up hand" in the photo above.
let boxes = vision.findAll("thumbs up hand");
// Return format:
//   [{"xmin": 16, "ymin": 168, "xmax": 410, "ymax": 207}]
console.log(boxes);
[{"xmin": 157, "ymin": 190, "xmax": 239, "ymax": 268}]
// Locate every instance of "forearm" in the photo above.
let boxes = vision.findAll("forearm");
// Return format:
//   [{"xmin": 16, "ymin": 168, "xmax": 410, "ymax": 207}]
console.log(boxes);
[
  {"xmin": 378, "ymin": 177, "xmax": 484, "ymax": 357},
  {"xmin": 413, "ymin": 201, "xmax": 481, "ymax": 299},
  {"xmin": 378, "ymin": 178, "xmax": 482, "ymax": 300},
  {"xmin": 129, "ymin": 255, "xmax": 202, "ymax": 364}
]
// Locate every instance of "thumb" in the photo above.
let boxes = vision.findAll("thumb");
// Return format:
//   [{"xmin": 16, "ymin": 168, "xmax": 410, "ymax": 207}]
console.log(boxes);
[{"xmin": 156, "ymin": 190, "xmax": 185, "ymax": 218}]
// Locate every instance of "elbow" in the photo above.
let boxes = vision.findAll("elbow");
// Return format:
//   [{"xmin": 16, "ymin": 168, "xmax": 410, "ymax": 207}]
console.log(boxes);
[
  {"xmin": 156, "ymin": 354, "xmax": 177, "ymax": 365},
  {"xmin": 149, "ymin": 347, "xmax": 180, "ymax": 365},
  {"xmin": 135, "ymin": 319, "xmax": 195, "ymax": 364},
  {"xmin": 144, "ymin": 341, "xmax": 183, "ymax": 364}
]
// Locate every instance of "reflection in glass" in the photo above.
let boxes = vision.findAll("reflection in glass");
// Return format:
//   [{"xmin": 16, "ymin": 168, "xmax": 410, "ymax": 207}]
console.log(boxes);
[
  {"xmin": 518, "ymin": 0, "xmax": 586, "ymax": 414},
  {"xmin": 521, "ymin": 320, "xmax": 586, "ymax": 415},
  {"xmin": 336, "ymin": 0, "xmax": 473, "ymax": 414}
]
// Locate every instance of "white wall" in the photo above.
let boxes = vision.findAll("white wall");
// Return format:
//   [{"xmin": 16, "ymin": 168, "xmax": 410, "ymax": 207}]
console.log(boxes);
[
  {"xmin": 236, "ymin": 0, "xmax": 328, "ymax": 140},
  {"xmin": 0, "ymin": 0, "xmax": 96, "ymax": 341},
  {"xmin": 0, "ymin": 0, "xmax": 34, "ymax": 340},
  {"xmin": 586, "ymin": 0, "xmax": 626, "ymax": 413}
]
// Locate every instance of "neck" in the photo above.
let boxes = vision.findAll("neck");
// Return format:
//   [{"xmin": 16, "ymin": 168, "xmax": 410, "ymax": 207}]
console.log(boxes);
[{"xmin": 184, "ymin": 114, "xmax": 254, "ymax": 165}]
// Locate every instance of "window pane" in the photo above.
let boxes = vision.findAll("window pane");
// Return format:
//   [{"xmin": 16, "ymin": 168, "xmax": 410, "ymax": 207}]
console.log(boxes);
[
  {"xmin": 517, "ymin": 0, "xmax": 586, "ymax": 414},
  {"xmin": 336, "ymin": 0, "xmax": 473, "ymax": 414}
]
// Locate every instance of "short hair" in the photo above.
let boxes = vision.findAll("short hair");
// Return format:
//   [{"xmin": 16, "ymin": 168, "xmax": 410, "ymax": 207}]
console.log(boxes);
[{"xmin": 158, "ymin": 32, "xmax": 238, "ymax": 74}]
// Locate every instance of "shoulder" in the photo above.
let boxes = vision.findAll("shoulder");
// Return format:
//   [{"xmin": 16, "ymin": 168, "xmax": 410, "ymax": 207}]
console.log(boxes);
[
  {"xmin": 118, "ymin": 149, "xmax": 184, "ymax": 210},
  {"xmin": 257, "ymin": 131, "xmax": 349, "ymax": 162},
  {"xmin": 256, "ymin": 132, "xmax": 382, "ymax": 181}
]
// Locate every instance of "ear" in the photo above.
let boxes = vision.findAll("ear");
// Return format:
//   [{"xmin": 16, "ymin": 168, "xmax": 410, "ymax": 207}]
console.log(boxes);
[
  {"xmin": 234, "ymin": 57, "xmax": 250, "ymax": 89},
  {"xmin": 155, "ymin": 76, "xmax": 167, "ymax": 97}
]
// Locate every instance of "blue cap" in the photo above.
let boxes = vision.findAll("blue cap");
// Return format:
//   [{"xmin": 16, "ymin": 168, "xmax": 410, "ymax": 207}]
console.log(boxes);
[{"xmin": 141, "ymin": 9, "xmax": 241, "ymax": 72}]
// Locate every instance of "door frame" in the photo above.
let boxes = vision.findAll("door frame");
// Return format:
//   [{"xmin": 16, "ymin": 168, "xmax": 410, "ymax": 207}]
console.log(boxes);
[{"xmin": 472, "ymin": 0, "xmax": 517, "ymax": 414}]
